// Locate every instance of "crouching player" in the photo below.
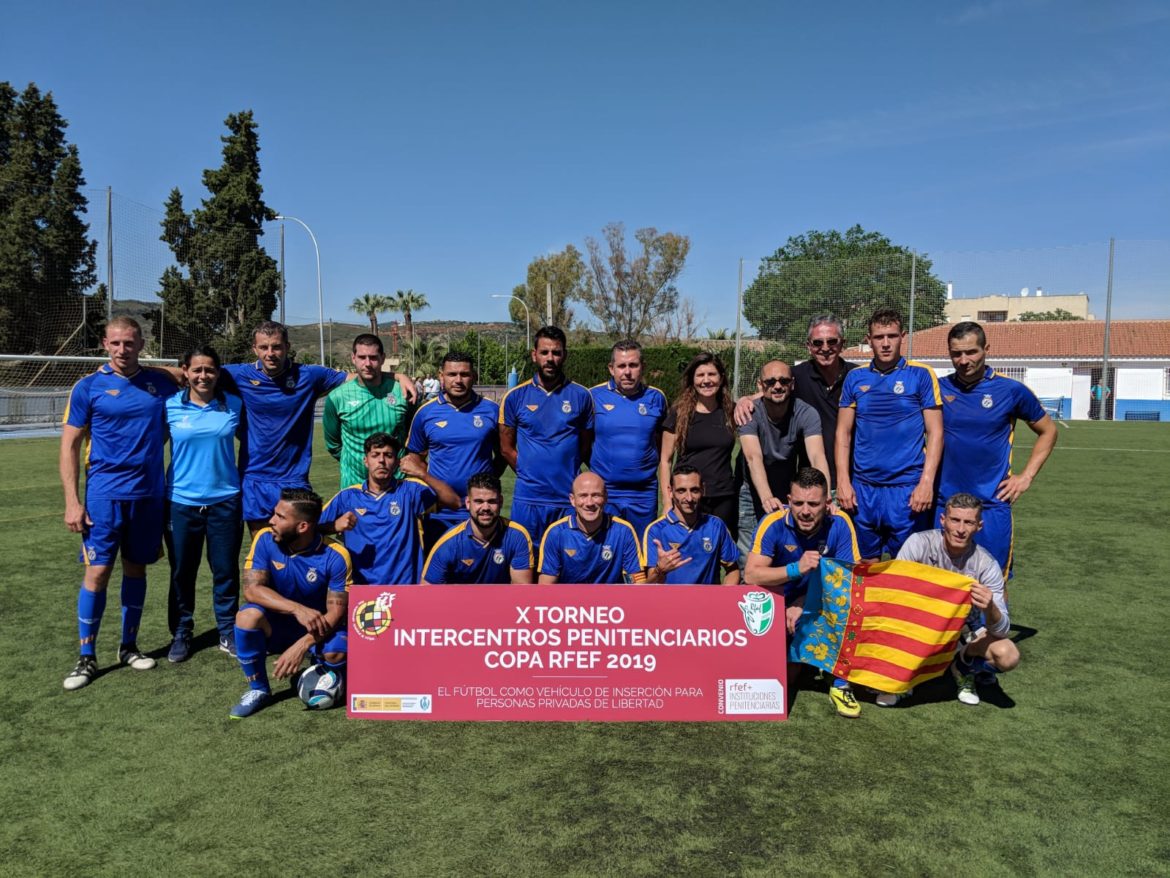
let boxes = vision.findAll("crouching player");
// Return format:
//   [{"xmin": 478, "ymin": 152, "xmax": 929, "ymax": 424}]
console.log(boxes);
[
  {"xmin": 895, "ymin": 492, "xmax": 1019, "ymax": 706},
  {"xmin": 644, "ymin": 465, "xmax": 739, "ymax": 584},
  {"xmin": 422, "ymin": 473, "xmax": 534, "ymax": 584},
  {"xmin": 230, "ymin": 489, "xmax": 352, "ymax": 718}
]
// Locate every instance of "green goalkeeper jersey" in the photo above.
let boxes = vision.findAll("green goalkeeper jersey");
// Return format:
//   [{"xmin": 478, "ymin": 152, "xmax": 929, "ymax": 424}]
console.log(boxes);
[{"xmin": 322, "ymin": 376, "xmax": 412, "ymax": 487}]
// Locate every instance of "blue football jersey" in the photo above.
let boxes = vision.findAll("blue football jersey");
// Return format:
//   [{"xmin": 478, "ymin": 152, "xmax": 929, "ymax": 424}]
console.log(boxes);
[
  {"xmin": 64, "ymin": 365, "xmax": 179, "ymax": 500},
  {"xmin": 322, "ymin": 479, "xmax": 437, "ymax": 585},
  {"xmin": 406, "ymin": 391, "xmax": 499, "ymax": 522},
  {"xmin": 501, "ymin": 378, "xmax": 594, "ymax": 505},
  {"xmin": 589, "ymin": 381, "xmax": 667, "ymax": 489},
  {"xmin": 840, "ymin": 358, "xmax": 941, "ymax": 485},
  {"xmin": 643, "ymin": 510, "xmax": 738, "ymax": 584},
  {"xmin": 939, "ymin": 367, "xmax": 1047, "ymax": 503},
  {"xmin": 244, "ymin": 529, "xmax": 352, "ymax": 611},
  {"xmin": 538, "ymin": 514, "xmax": 644, "ymax": 584},
  {"xmin": 750, "ymin": 508, "xmax": 859, "ymax": 597},
  {"xmin": 422, "ymin": 518, "xmax": 533, "ymax": 584}
]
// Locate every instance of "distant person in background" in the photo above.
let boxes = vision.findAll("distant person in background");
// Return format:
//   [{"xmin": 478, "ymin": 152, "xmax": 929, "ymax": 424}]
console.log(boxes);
[
  {"xmin": 538, "ymin": 473, "xmax": 645, "ymax": 584},
  {"xmin": 60, "ymin": 316, "xmax": 180, "ymax": 690},
  {"xmin": 404, "ymin": 351, "xmax": 502, "ymax": 551},
  {"xmin": 500, "ymin": 326, "xmax": 594, "ymax": 543},
  {"xmin": 422, "ymin": 473, "xmax": 534, "ymax": 584},
  {"xmin": 659, "ymin": 352, "xmax": 739, "ymax": 540},
  {"xmin": 836, "ymin": 308, "xmax": 942, "ymax": 560},
  {"xmin": 423, "ymin": 374, "xmax": 440, "ymax": 400},
  {"xmin": 939, "ymin": 321, "xmax": 1056, "ymax": 577},
  {"xmin": 163, "ymin": 346, "xmax": 243, "ymax": 663},
  {"xmin": 323, "ymin": 333, "xmax": 413, "ymax": 489},
  {"xmin": 589, "ymin": 340, "xmax": 668, "ymax": 536},
  {"xmin": 644, "ymin": 465, "xmax": 739, "ymax": 585}
]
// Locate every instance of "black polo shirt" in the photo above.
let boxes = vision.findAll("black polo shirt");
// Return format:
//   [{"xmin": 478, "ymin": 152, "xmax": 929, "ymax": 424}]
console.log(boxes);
[{"xmin": 791, "ymin": 358, "xmax": 859, "ymax": 487}]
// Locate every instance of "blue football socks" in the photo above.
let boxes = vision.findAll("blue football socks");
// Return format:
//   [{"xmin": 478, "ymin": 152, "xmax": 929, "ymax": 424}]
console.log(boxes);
[
  {"xmin": 120, "ymin": 575, "xmax": 147, "ymax": 644},
  {"xmin": 77, "ymin": 586, "xmax": 107, "ymax": 657},
  {"xmin": 235, "ymin": 625, "xmax": 270, "ymax": 692}
]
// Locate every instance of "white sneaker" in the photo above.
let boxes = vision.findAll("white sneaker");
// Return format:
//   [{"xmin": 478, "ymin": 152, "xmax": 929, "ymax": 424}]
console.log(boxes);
[
  {"xmin": 875, "ymin": 688, "xmax": 912, "ymax": 707},
  {"xmin": 64, "ymin": 655, "xmax": 98, "ymax": 690},
  {"xmin": 118, "ymin": 643, "xmax": 157, "ymax": 670}
]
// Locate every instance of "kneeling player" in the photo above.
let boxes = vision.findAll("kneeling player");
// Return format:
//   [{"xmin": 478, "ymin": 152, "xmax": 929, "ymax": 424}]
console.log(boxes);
[
  {"xmin": 644, "ymin": 465, "xmax": 739, "ymax": 584},
  {"xmin": 230, "ymin": 489, "xmax": 352, "ymax": 719},
  {"xmin": 422, "ymin": 473, "xmax": 534, "ymax": 584},
  {"xmin": 895, "ymin": 493, "xmax": 1019, "ymax": 707},
  {"xmin": 538, "ymin": 473, "xmax": 645, "ymax": 584},
  {"xmin": 744, "ymin": 467, "xmax": 861, "ymax": 717}
]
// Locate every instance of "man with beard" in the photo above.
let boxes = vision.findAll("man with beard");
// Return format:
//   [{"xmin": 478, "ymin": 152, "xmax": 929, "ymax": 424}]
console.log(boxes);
[
  {"xmin": 322, "ymin": 433, "xmax": 459, "ymax": 585},
  {"xmin": 589, "ymin": 340, "xmax": 668, "ymax": 536},
  {"xmin": 895, "ymin": 493, "xmax": 1019, "ymax": 707},
  {"xmin": 938, "ymin": 322, "xmax": 1057, "ymax": 576},
  {"xmin": 422, "ymin": 473, "xmax": 534, "ymax": 584},
  {"xmin": 745, "ymin": 467, "xmax": 861, "ymax": 717},
  {"xmin": 644, "ymin": 465, "xmax": 739, "ymax": 585},
  {"xmin": 500, "ymin": 326, "xmax": 594, "ymax": 543},
  {"xmin": 323, "ymin": 333, "xmax": 414, "ymax": 489},
  {"xmin": 229, "ymin": 489, "xmax": 351, "ymax": 718},
  {"xmin": 538, "ymin": 473, "xmax": 645, "ymax": 584},
  {"xmin": 404, "ymin": 351, "xmax": 502, "ymax": 550}
]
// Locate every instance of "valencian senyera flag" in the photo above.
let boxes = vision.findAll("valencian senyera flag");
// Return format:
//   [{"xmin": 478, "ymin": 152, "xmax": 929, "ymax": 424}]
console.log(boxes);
[{"xmin": 788, "ymin": 557, "xmax": 973, "ymax": 694}]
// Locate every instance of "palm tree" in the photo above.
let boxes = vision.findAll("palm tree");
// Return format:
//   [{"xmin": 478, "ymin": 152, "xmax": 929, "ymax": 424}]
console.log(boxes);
[
  {"xmin": 400, "ymin": 335, "xmax": 447, "ymax": 378},
  {"xmin": 350, "ymin": 292, "xmax": 390, "ymax": 335},
  {"xmin": 706, "ymin": 327, "xmax": 732, "ymax": 340},
  {"xmin": 387, "ymin": 289, "xmax": 429, "ymax": 343}
]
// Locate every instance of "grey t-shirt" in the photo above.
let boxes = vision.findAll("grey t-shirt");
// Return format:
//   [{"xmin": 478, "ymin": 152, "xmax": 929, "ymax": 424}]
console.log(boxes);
[
  {"xmin": 735, "ymin": 397, "xmax": 822, "ymax": 515},
  {"xmin": 896, "ymin": 530, "xmax": 1009, "ymax": 637}
]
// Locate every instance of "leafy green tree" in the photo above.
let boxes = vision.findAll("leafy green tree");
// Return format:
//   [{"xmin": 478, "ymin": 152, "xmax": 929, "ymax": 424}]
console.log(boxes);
[
  {"xmin": 0, "ymin": 82, "xmax": 97, "ymax": 354},
  {"xmin": 387, "ymin": 289, "xmax": 428, "ymax": 343},
  {"xmin": 743, "ymin": 225, "xmax": 946, "ymax": 346},
  {"xmin": 351, "ymin": 292, "xmax": 390, "ymax": 334},
  {"xmin": 1017, "ymin": 308, "xmax": 1083, "ymax": 322},
  {"xmin": 580, "ymin": 223, "xmax": 690, "ymax": 339},
  {"xmin": 156, "ymin": 111, "xmax": 278, "ymax": 359},
  {"xmin": 510, "ymin": 245, "xmax": 586, "ymax": 333}
]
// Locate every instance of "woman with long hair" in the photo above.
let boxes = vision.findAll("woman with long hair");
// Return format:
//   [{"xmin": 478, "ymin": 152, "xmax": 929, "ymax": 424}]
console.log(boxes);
[
  {"xmin": 163, "ymin": 345, "xmax": 243, "ymax": 662},
  {"xmin": 658, "ymin": 352, "xmax": 739, "ymax": 539}
]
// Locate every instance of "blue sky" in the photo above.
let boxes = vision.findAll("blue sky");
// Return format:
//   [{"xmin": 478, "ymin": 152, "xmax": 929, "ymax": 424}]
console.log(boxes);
[{"xmin": 5, "ymin": 0, "xmax": 1168, "ymax": 331}]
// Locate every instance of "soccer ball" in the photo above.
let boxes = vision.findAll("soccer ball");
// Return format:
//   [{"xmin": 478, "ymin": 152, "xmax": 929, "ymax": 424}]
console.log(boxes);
[{"xmin": 296, "ymin": 663, "xmax": 343, "ymax": 710}]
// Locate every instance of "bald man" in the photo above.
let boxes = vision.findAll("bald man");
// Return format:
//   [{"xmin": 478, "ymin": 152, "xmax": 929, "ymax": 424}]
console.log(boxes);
[{"xmin": 537, "ymin": 473, "xmax": 645, "ymax": 584}]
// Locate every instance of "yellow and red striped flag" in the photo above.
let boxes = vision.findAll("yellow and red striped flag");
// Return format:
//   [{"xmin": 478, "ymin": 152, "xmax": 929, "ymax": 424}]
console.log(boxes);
[{"xmin": 789, "ymin": 557, "xmax": 973, "ymax": 694}]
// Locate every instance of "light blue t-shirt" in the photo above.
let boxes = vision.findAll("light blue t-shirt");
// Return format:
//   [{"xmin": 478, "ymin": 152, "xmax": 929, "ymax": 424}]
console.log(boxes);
[{"xmin": 166, "ymin": 391, "xmax": 243, "ymax": 506}]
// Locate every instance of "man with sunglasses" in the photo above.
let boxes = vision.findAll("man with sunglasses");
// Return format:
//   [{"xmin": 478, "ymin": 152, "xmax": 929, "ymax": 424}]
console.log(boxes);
[{"xmin": 735, "ymin": 360, "xmax": 830, "ymax": 562}]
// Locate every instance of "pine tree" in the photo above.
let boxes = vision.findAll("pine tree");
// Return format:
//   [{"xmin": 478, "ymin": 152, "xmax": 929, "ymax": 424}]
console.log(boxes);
[{"xmin": 156, "ymin": 111, "xmax": 278, "ymax": 359}]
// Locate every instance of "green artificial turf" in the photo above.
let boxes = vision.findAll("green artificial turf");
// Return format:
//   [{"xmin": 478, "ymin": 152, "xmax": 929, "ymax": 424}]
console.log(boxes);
[{"xmin": 1, "ymin": 422, "xmax": 1168, "ymax": 876}]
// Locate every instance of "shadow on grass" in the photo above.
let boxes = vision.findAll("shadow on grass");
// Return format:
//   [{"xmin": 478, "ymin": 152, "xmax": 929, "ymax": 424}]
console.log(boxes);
[{"xmin": 1010, "ymin": 623, "xmax": 1039, "ymax": 644}]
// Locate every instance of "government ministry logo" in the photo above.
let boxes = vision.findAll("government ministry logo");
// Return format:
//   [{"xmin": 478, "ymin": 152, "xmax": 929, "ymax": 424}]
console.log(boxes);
[
  {"xmin": 353, "ymin": 592, "xmax": 395, "ymax": 639},
  {"xmin": 738, "ymin": 591, "xmax": 775, "ymax": 637}
]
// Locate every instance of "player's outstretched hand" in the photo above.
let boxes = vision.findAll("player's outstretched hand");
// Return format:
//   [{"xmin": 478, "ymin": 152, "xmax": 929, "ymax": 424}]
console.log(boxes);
[
  {"xmin": 995, "ymin": 472, "xmax": 1032, "ymax": 504},
  {"xmin": 761, "ymin": 495, "xmax": 783, "ymax": 513},
  {"xmin": 653, "ymin": 539, "xmax": 691, "ymax": 574},
  {"xmin": 292, "ymin": 605, "xmax": 329, "ymax": 638},
  {"xmin": 334, "ymin": 512, "xmax": 358, "ymax": 533},
  {"xmin": 273, "ymin": 641, "xmax": 310, "ymax": 679}
]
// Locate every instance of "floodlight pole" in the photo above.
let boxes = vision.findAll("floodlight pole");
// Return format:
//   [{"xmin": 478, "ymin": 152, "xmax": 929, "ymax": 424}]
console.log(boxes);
[
  {"xmin": 274, "ymin": 214, "xmax": 325, "ymax": 364},
  {"xmin": 492, "ymin": 294, "xmax": 530, "ymax": 353}
]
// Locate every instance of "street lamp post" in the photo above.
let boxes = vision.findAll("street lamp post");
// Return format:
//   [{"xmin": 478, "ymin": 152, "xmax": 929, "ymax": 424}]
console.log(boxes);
[
  {"xmin": 274, "ymin": 214, "xmax": 325, "ymax": 365},
  {"xmin": 491, "ymin": 293, "xmax": 530, "ymax": 353}
]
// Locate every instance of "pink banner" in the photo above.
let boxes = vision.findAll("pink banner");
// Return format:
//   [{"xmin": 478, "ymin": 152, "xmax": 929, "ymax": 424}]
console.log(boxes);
[{"xmin": 347, "ymin": 584, "xmax": 788, "ymax": 722}]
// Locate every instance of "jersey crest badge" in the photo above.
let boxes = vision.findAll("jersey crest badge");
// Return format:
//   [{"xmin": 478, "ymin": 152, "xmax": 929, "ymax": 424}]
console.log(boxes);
[
  {"xmin": 893, "ymin": 381, "xmax": 905, "ymax": 394},
  {"xmin": 306, "ymin": 567, "xmax": 318, "ymax": 583},
  {"xmin": 565, "ymin": 548, "xmax": 577, "ymax": 557},
  {"xmin": 561, "ymin": 400, "xmax": 572, "ymax": 414},
  {"xmin": 602, "ymin": 545, "xmax": 614, "ymax": 561},
  {"xmin": 285, "ymin": 376, "xmax": 296, "ymax": 389},
  {"xmin": 982, "ymin": 394, "xmax": 993, "ymax": 409},
  {"xmin": 436, "ymin": 420, "xmax": 448, "ymax": 428},
  {"xmin": 473, "ymin": 415, "xmax": 484, "ymax": 427},
  {"xmin": 86, "ymin": 545, "xmax": 97, "ymax": 561},
  {"xmin": 104, "ymin": 389, "xmax": 121, "ymax": 397},
  {"xmin": 389, "ymin": 501, "xmax": 401, "ymax": 516},
  {"xmin": 526, "ymin": 404, "xmax": 539, "ymax": 412},
  {"xmin": 603, "ymin": 404, "xmax": 615, "ymax": 412},
  {"xmin": 493, "ymin": 550, "xmax": 505, "ymax": 565},
  {"xmin": 273, "ymin": 561, "xmax": 286, "ymax": 570},
  {"xmin": 146, "ymin": 383, "xmax": 158, "ymax": 395},
  {"xmin": 638, "ymin": 403, "xmax": 647, "ymax": 415},
  {"xmin": 702, "ymin": 536, "xmax": 713, "ymax": 553}
]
